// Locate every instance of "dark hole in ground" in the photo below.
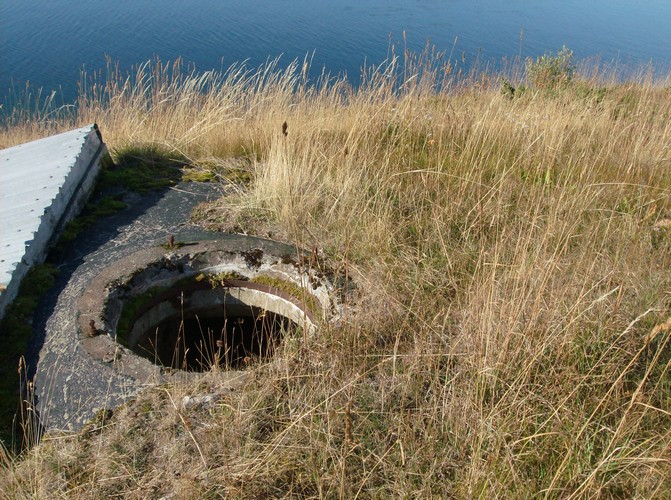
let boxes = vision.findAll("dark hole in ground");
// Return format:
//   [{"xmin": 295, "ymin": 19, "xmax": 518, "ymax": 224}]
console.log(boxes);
[{"xmin": 132, "ymin": 305, "xmax": 293, "ymax": 372}]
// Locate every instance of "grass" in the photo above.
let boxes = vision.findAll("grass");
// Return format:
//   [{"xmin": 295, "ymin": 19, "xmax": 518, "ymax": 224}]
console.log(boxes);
[
  {"xmin": 0, "ymin": 265, "xmax": 60, "ymax": 451},
  {"xmin": 1, "ymin": 49, "xmax": 671, "ymax": 497}
]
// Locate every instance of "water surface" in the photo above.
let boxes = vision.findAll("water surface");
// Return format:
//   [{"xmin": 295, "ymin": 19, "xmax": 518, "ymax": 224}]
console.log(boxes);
[{"xmin": 1, "ymin": 0, "xmax": 670, "ymax": 103}]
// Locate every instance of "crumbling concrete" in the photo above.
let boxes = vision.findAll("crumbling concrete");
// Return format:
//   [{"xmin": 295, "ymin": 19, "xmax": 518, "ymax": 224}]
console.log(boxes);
[
  {"xmin": 27, "ymin": 178, "xmax": 343, "ymax": 432},
  {"xmin": 77, "ymin": 239, "xmax": 337, "ymax": 380}
]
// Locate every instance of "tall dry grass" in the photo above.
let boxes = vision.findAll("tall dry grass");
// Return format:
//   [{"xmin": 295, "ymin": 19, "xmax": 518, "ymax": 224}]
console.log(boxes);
[{"xmin": 1, "ymin": 52, "xmax": 671, "ymax": 497}]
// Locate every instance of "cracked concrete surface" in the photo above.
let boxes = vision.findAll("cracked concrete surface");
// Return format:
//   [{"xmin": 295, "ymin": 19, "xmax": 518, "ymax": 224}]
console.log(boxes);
[{"xmin": 28, "ymin": 181, "xmax": 304, "ymax": 432}]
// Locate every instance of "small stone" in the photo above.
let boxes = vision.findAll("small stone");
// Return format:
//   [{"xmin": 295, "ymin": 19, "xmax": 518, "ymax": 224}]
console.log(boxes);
[
  {"xmin": 181, "ymin": 393, "xmax": 221, "ymax": 410},
  {"xmin": 102, "ymin": 350, "xmax": 120, "ymax": 363},
  {"xmin": 87, "ymin": 319, "xmax": 99, "ymax": 337}
]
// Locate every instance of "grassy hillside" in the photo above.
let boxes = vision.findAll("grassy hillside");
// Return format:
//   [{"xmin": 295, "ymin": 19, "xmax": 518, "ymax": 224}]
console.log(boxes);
[{"xmin": 1, "ymin": 51, "xmax": 670, "ymax": 497}]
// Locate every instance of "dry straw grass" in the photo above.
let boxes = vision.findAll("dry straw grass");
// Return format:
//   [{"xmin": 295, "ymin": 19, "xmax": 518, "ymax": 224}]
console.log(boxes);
[{"xmin": 1, "ymin": 49, "xmax": 671, "ymax": 497}]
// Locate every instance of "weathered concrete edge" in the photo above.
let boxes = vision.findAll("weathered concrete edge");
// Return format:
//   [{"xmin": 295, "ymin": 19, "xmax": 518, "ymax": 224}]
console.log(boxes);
[
  {"xmin": 77, "ymin": 240, "xmax": 336, "ymax": 384},
  {"xmin": 0, "ymin": 124, "xmax": 109, "ymax": 322}
]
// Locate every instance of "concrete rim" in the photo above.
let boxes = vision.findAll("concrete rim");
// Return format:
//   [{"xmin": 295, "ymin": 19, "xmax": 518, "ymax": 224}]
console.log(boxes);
[{"xmin": 77, "ymin": 238, "xmax": 340, "ymax": 382}]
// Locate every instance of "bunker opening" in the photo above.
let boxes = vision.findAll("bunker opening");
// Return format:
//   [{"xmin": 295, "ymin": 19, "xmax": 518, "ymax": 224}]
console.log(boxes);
[
  {"xmin": 80, "ymin": 244, "xmax": 336, "ymax": 376},
  {"xmin": 112, "ymin": 280, "xmax": 310, "ymax": 373},
  {"xmin": 134, "ymin": 300, "xmax": 294, "ymax": 371}
]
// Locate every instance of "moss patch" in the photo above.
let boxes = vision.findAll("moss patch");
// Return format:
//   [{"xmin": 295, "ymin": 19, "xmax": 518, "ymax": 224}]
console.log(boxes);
[
  {"xmin": 0, "ymin": 264, "xmax": 60, "ymax": 450},
  {"xmin": 182, "ymin": 162, "xmax": 253, "ymax": 186},
  {"xmin": 53, "ymin": 143, "xmax": 193, "ymax": 257},
  {"xmin": 206, "ymin": 272, "xmax": 248, "ymax": 287},
  {"xmin": 222, "ymin": 167, "xmax": 253, "ymax": 185},
  {"xmin": 52, "ymin": 196, "xmax": 128, "ymax": 255},
  {"xmin": 102, "ymin": 144, "xmax": 185, "ymax": 193},
  {"xmin": 115, "ymin": 286, "xmax": 169, "ymax": 344},
  {"xmin": 250, "ymin": 275, "xmax": 320, "ymax": 318},
  {"xmin": 182, "ymin": 168, "xmax": 216, "ymax": 183}
]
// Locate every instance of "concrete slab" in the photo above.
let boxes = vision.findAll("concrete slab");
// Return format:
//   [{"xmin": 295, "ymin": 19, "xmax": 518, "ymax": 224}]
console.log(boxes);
[
  {"xmin": 28, "ymin": 181, "xmax": 248, "ymax": 430},
  {"xmin": 0, "ymin": 124, "xmax": 108, "ymax": 321}
]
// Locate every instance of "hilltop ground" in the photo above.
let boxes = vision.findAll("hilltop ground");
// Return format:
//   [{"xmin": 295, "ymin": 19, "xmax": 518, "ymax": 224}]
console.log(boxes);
[{"xmin": 1, "ymin": 50, "xmax": 670, "ymax": 498}]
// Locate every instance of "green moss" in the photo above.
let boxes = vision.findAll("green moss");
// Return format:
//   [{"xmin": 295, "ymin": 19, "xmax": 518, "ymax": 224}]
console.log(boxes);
[
  {"xmin": 0, "ymin": 265, "xmax": 59, "ymax": 352},
  {"xmin": 207, "ymin": 272, "xmax": 248, "ymax": 287},
  {"xmin": 182, "ymin": 168, "xmax": 216, "ymax": 183},
  {"xmin": 0, "ymin": 264, "xmax": 60, "ymax": 449},
  {"xmin": 182, "ymin": 165, "xmax": 254, "ymax": 186},
  {"xmin": 102, "ymin": 144, "xmax": 185, "ymax": 193},
  {"xmin": 115, "ymin": 286, "xmax": 168, "ymax": 343},
  {"xmin": 115, "ymin": 272, "xmax": 255, "ymax": 343},
  {"xmin": 250, "ymin": 275, "xmax": 320, "ymax": 317},
  {"xmin": 52, "ymin": 196, "xmax": 128, "ymax": 255},
  {"xmin": 222, "ymin": 168, "xmax": 253, "ymax": 185},
  {"xmin": 50, "ymin": 144, "xmax": 190, "ymax": 258}
]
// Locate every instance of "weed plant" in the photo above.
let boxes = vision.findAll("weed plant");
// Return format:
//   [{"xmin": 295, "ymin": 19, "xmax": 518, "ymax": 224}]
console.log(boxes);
[
  {"xmin": 1, "ymin": 48, "xmax": 670, "ymax": 497},
  {"xmin": 526, "ymin": 46, "xmax": 576, "ymax": 90}
]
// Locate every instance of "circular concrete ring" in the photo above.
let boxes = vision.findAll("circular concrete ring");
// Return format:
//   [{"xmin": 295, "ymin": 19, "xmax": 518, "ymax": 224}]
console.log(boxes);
[{"xmin": 77, "ymin": 240, "xmax": 340, "ymax": 381}]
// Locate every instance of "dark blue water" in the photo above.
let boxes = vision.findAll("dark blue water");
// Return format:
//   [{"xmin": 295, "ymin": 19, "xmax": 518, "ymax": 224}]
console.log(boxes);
[{"xmin": 1, "ymin": 0, "xmax": 670, "ymax": 104}]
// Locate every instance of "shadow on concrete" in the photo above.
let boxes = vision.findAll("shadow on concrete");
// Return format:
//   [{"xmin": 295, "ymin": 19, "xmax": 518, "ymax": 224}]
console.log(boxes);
[{"xmin": 1, "ymin": 146, "xmax": 225, "ymax": 450}]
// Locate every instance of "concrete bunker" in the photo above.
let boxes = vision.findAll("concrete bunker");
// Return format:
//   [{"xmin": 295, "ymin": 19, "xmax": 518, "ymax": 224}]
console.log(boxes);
[
  {"xmin": 112, "ymin": 277, "xmax": 308, "ymax": 372},
  {"xmin": 127, "ymin": 289, "xmax": 292, "ymax": 371},
  {"xmin": 78, "ymin": 240, "xmax": 338, "ymax": 377}
]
